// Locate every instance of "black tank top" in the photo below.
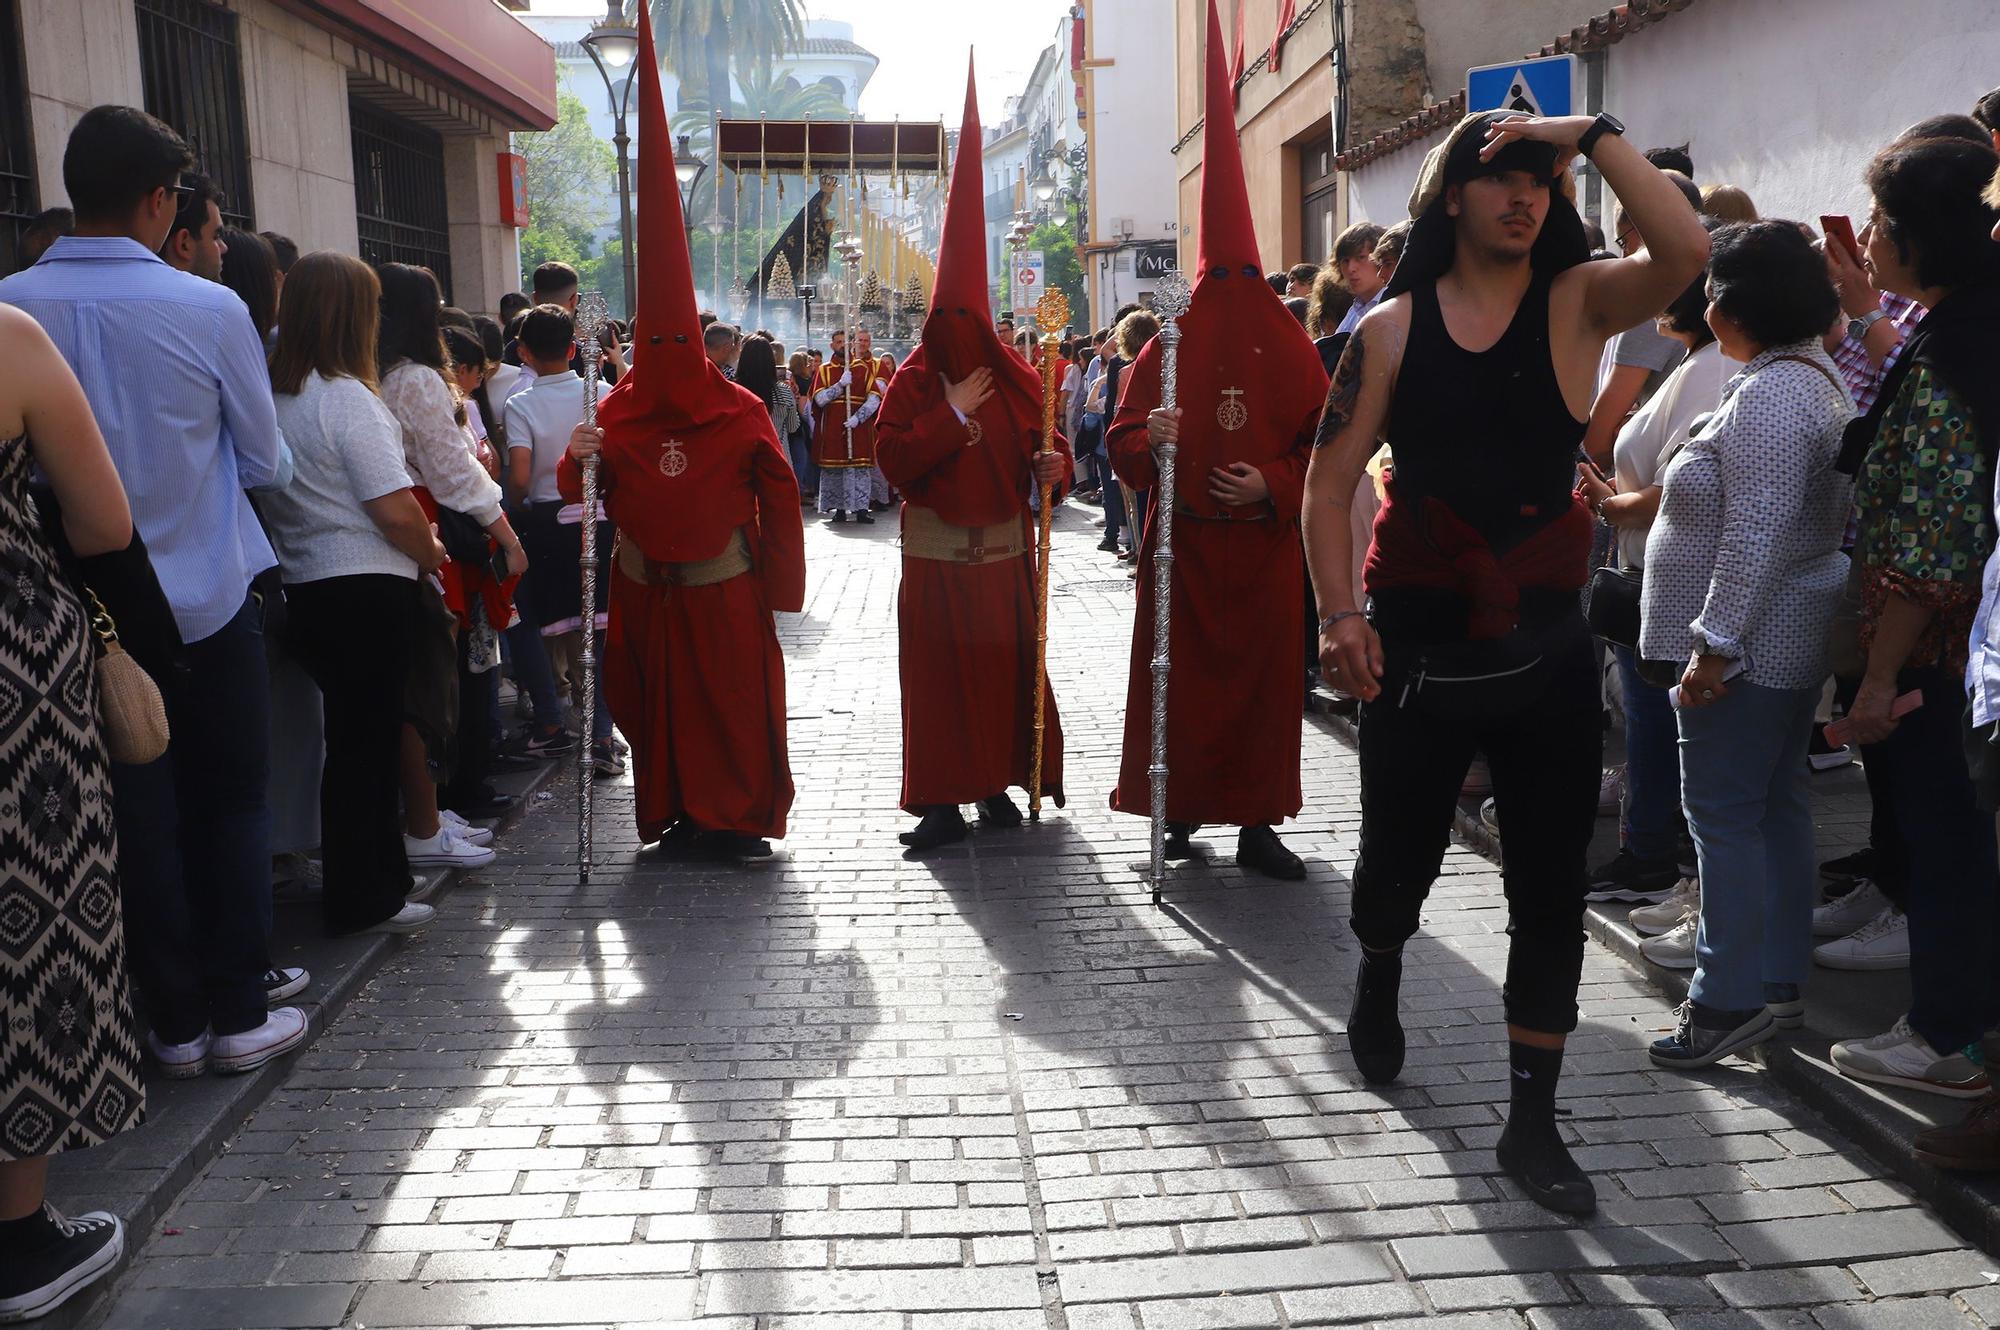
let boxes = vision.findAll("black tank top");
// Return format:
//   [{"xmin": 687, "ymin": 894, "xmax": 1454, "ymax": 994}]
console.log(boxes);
[{"xmin": 1385, "ymin": 272, "xmax": 1585, "ymax": 552}]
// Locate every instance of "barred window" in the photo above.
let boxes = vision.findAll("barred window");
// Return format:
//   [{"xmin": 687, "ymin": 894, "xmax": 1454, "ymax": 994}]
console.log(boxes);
[
  {"xmin": 134, "ymin": 0, "xmax": 255, "ymax": 228},
  {"xmin": 1, "ymin": 0, "xmax": 36, "ymax": 271},
  {"xmin": 350, "ymin": 102, "xmax": 453, "ymax": 302}
]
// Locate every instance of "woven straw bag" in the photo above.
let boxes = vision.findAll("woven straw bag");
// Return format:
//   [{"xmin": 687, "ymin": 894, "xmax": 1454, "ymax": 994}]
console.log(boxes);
[{"xmin": 86, "ymin": 588, "xmax": 169, "ymax": 765}]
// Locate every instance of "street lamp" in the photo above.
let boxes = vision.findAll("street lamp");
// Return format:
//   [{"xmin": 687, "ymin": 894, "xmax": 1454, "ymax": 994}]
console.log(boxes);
[
  {"xmin": 580, "ymin": 1, "xmax": 640, "ymax": 316},
  {"xmin": 674, "ymin": 133, "xmax": 706, "ymax": 215}
]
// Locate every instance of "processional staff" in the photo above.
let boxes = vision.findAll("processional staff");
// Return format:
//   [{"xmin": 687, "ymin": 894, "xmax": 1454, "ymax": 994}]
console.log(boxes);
[
  {"xmin": 1147, "ymin": 269, "xmax": 1192, "ymax": 904},
  {"xmin": 1029, "ymin": 289, "xmax": 1070, "ymax": 820},
  {"xmin": 572, "ymin": 290, "xmax": 611, "ymax": 886}
]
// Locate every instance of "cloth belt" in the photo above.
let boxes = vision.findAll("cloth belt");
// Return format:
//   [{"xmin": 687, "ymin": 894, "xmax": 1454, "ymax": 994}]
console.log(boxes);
[
  {"xmin": 900, "ymin": 504, "xmax": 1027, "ymax": 565},
  {"xmin": 1175, "ymin": 498, "xmax": 1273, "ymax": 522},
  {"xmin": 615, "ymin": 528, "xmax": 752, "ymax": 587}
]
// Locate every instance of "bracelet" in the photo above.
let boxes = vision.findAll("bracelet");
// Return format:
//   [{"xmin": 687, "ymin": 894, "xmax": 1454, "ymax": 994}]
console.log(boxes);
[{"xmin": 1318, "ymin": 610, "xmax": 1362, "ymax": 633}]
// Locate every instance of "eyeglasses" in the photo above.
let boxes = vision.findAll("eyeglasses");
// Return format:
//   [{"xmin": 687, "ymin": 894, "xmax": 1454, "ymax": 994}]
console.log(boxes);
[{"xmin": 1615, "ymin": 228, "xmax": 1639, "ymax": 255}]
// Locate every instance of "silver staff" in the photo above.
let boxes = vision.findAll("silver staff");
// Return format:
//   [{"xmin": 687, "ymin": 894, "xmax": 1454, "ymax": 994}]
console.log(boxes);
[
  {"xmin": 1148, "ymin": 269, "xmax": 1192, "ymax": 906},
  {"xmin": 574, "ymin": 291, "xmax": 611, "ymax": 885}
]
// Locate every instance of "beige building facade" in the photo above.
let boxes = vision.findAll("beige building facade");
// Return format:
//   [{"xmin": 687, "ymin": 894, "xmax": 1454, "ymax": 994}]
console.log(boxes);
[{"xmin": 1, "ymin": 0, "xmax": 557, "ymax": 315}]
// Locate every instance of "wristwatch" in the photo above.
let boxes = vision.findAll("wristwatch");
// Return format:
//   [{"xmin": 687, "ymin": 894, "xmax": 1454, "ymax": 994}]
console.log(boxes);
[
  {"xmin": 1577, "ymin": 113, "xmax": 1626, "ymax": 161},
  {"xmin": 1846, "ymin": 306, "xmax": 1888, "ymax": 341}
]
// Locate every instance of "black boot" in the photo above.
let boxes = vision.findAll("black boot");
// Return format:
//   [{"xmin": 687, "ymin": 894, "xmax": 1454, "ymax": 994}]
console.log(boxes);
[
  {"xmin": 1236, "ymin": 825, "xmax": 1305, "ymax": 880},
  {"xmin": 1496, "ymin": 1042, "xmax": 1596, "ymax": 1216},
  {"xmin": 652, "ymin": 820, "xmax": 703, "ymax": 857},
  {"xmin": 977, "ymin": 792, "xmax": 1023, "ymax": 828},
  {"xmin": 899, "ymin": 805, "xmax": 970, "ymax": 851},
  {"xmin": 855, "ymin": 509, "xmax": 876, "ymax": 524},
  {"xmin": 1348, "ymin": 948, "xmax": 1405, "ymax": 1085},
  {"xmin": 830, "ymin": 510, "xmax": 848, "ymax": 523},
  {"xmin": 694, "ymin": 830, "xmax": 775, "ymax": 860},
  {"xmin": 1164, "ymin": 821, "xmax": 1199, "ymax": 859}
]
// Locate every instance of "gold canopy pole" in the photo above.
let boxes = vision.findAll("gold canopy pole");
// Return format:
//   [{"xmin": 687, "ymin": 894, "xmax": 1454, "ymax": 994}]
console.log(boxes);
[{"xmin": 1028, "ymin": 288, "xmax": 1069, "ymax": 820}]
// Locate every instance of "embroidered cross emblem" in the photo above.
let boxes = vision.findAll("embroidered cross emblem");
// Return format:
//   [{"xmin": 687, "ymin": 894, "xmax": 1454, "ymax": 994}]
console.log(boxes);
[
  {"xmin": 1216, "ymin": 387, "xmax": 1248, "ymax": 432},
  {"xmin": 658, "ymin": 440, "xmax": 688, "ymax": 477}
]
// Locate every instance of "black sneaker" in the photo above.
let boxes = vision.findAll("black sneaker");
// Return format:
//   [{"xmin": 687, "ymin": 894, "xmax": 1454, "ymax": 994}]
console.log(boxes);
[
  {"xmin": 1585, "ymin": 849, "xmax": 1679, "ymax": 903},
  {"xmin": 1820, "ymin": 847, "xmax": 1877, "ymax": 883},
  {"xmin": 263, "ymin": 966, "xmax": 309, "ymax": 1003},
  {"xmin": 518, "ymin": 725, "xmax": 575, "ymax": 757},
  {"xmin": 1347, "ymin": 949, "xmax": 1405, "ymax": 1084},
  {"xmin": 1649, "ymin": 999, "xmax": 1776, "ymax": 1069},
  {"xmin": 0, "ymin": 1206, "xmax": 125, "ymax": 1322}
]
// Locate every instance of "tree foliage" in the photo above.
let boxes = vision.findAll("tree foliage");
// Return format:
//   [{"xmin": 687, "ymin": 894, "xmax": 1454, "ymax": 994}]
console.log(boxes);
[{"xmin": 516, "ymin": 90, "xmax": 620, "ymax": 304}]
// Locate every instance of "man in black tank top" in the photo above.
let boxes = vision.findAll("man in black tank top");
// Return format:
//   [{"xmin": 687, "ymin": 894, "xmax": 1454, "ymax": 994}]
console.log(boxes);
[{"xmin": 1301, "ymin": 111, "xmax": 1709, "ymax": 1216}]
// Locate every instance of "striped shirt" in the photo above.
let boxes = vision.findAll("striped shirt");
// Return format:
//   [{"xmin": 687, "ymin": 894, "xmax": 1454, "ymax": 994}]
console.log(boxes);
[{"xmin": 0, "ymin": 236, "xmax": 282, "ymax": 641}]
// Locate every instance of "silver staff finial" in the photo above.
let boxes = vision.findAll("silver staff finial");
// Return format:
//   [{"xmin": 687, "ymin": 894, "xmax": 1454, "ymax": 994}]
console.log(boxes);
[{"xmin": 1154, "ymin": 269, "xmax": 1192, "ymax": 321}]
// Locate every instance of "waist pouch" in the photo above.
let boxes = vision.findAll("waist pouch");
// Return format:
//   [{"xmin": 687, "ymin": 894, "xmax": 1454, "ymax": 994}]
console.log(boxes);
[{"xmin": 1382, "ymin": 611, "xmax": 1589, "ymax": 721}]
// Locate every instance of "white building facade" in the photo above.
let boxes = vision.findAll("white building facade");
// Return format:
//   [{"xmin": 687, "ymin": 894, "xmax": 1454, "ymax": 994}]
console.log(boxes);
[{"xmin": 1076, "ymin": 0, "xmax": 1178, "ymax": 326}]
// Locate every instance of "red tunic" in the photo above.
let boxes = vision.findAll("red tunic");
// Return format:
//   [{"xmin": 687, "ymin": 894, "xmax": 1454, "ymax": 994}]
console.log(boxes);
[
  {"xmin": 557, "ymin": 415, "xmax": 805, "ymax": 841},
  {"xmin": 1106, "ymin": 363, "xmax": 1317, "ymax": 828},
  {"xmin": 876, "ymin": 351, "xmax": 1072, "ymax": 812},
  {"xmin": 811, "ymin": 355, "xmax": 884, "ymax": 468}
]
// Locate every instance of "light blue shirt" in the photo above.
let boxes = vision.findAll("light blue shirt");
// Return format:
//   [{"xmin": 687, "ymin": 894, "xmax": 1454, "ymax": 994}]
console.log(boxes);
[
  {"xmin": 1969, "ymin": 464, "xmax": 2000, "ymax": 729},
  {"xmin": 0, "ymin": 236, "xmax": 282, "ymax": 641}
]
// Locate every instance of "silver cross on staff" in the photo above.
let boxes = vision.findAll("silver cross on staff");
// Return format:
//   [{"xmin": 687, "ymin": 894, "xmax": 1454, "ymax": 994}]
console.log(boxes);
[
  {"xmin": 573, "ymin": 290, "xmax": 611, "ymax": 885},
  {"xmin": 1147, "ymin": 268, "xmax": 1192, "ymax": 906}
]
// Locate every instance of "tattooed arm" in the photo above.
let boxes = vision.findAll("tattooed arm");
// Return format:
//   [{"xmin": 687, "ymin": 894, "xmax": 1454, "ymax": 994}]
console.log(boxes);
[{"xmin": 1302, "ymin": 299, "xmax": 1407, "ymax": 700}]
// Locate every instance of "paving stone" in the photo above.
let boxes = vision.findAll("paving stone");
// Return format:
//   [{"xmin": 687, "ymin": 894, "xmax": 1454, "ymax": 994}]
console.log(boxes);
[
  {"xmin": 1707, "ymin": 1268, "xmax": 1862, "ymax": 1309},
  {"xmin": 1718, "ymin": 1210, "xmax": 1964, "ymax": 1267},
  {"xmin": 100, "ymin": 1284, "xmax": 358, "ymax": 1328},
  {"xmin": 704, "ymin": 1267, "xmax": 1043, "ymax": 1314},
  {"xmin": 1058, "ymin": 1243, "xmax": 1393, "ymax": 1303},
  {"xmin": 1421, "ymin": 1274, "xmax": 1572, "ymax": 1311},
  {"xmin": 1849, "ymin": 1250, "xmax": 2000, "ymax": 1297},
  {"xmin": 1811, "ymin": 1298, "xmax": 1986, "ymax": 1329},
  {"xmin": 1276, "ymin": 1283, "xmax": 1426, "ymax": 1325},
  {"xmin": 351, "ymin": 1277, "xmax": 696, "ymax": 1325}
]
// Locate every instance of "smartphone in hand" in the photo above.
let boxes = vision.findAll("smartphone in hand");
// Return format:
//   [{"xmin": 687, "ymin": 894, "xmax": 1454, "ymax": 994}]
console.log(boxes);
[
  {"xmin": 1823, "ymin": 690, "xmax": 1924, "ymax": 747},
  {"xmin": 1821, "ymin": 214, "xmax": 1865, "ymax": 267}
]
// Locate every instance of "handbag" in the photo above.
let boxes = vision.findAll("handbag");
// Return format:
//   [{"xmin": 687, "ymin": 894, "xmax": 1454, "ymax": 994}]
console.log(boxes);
[
  {"xmin": 85, "ymin": 587, "xmax": 170, "ymax": 765},
  {"xmin": 433, "ymin": 505, "xmax": 491, "ymax": 568},
  {"xmin": 1583, "ymin": 564, "xmax": 1642, "ymax": 650}
]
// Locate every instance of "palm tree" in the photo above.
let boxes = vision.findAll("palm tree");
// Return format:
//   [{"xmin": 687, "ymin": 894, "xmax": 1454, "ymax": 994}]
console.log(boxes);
[{"xmin": 649, "ymin": 0, "xmax": 806, "ymax": 121}]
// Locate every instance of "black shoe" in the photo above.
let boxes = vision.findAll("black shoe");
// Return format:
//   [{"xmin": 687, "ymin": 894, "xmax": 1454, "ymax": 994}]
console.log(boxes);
[
  {"xmin": 696, "ymin": 830, "xmax": 775, "ymax": 860},
  {"xmin": 1236, "ymin": 825, "xmax": 1305, "ymax": 880},
  {"xmin": 263, "ymin": 966, "xmax": 310, "ymax": 1003},
  {"xmin": 1163, "ymin": 820, "xmax": 1199, "ymax": 859},
  {"xmin": 449, "ymin": 791, "xmax": 516, "ymax": 820},
  {"xmin": 1820, "ymin": 847, "xmax": 1877, "ymax": 882},
  {"xmin": 1496, "ymin": 1116, "xmax": 1597, "ymax": 1216},
  {"xmin": 652, "ymin": 820, "xmax": 703, "ymax": 857},
  {"xmin": 1650, "ymin": 999, "xmax": 1776, "ymax": 1070},
  {"xmin": 1584, "ymin": 848, "xmax": 1679, "ymax": 903},
  {"xmin": 977, "ymin": 793, "xmax": 1023, "ymax": 828},
  {"xmin": 830, "ymin": 510, "xmax": 848, "ymax": 523},
  {"xmin": 1347, "ymin": 949, "xmax": 1405, "ymax": 1085},
  {"xmin": 514, "ymin": 724, "xmax": 576, "ymax": 757},
  {"xmin": 855, "ymin": 510, "xmax": 876, "ymax": 524},
  {"xmin": 486, "ymin": 750, "xmax": 540, "ymax": 774},
  {"xmin": 899, "ymin": 806, "xmax": 970, "ymax": 851},
  {"xmin": 0, "ymin": 1206, "xmax": 125, "ymax": 1323},
  {"xmin": 1096, "ymin": 535, "xmax": 1120, "ymax": 552}
]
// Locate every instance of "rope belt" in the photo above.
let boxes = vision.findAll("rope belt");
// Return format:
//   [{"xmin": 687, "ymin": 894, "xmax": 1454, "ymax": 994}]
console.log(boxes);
[
  {"xmin": 615, "ymin": 528, "xmax": 752, "ymax": 587},
  {"xmin": 900, "ymin": 505, "xmax": 1027, "ymax": 565}
]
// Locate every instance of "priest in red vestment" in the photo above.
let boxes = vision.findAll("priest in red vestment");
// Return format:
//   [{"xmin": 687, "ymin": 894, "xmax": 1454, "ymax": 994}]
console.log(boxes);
[
  {"xmin": 859, "ymin": 328, "xmax": 899, "ymax": 509},
  {"xmin": 1107, "ymin": 0, "xmax": 1328, "ymax": 879},
  {"xmin": 557, "ymin": 2, "xmax": 804, "ymax": 859},
  {"xmin": 876, "ymin": 56, "xmax": 1069, "ymax": 852},
  {"xmin": 811, "ymin": 328, "xmax": 884, "ymax": 522}
]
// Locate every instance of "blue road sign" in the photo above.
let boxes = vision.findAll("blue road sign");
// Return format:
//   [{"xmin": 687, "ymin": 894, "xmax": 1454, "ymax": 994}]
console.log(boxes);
[{"xmin": 1466, "ymin": 53, "xmax": 1576, "ymax": 119}]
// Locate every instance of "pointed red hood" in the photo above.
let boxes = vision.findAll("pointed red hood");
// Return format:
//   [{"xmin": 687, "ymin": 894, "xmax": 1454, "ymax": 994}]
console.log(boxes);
[
  {"xmin": 885, "ymin": 54, "xmax": 1042, "ymax": 453},
  {"xmin": 1112, "ymin": 0, "xmax": 1326, "ymax": 518},
  {"xmin": 597, "ymin": 1, "xmax": 765, "ymax": 442}
]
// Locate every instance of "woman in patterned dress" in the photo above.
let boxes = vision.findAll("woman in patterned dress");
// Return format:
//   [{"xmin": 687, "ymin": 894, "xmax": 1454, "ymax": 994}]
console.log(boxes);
[{"xmin": 0, "ymin": 303, "xmax": 147, "ymax": 1320}]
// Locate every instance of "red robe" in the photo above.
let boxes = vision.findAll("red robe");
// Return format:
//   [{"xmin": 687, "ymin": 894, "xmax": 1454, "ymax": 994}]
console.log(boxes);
[
  {"xmin": 1106, "ymin": 369, "xmax": 1316, "ymax": 828},
  {"xmin": 811, "ymin": 354, "xmax": 884, "ymax": 468},
  {"xmin": 876, "ymin": 355, "xmax": 1071, "ymax": 812},
  {"xmin": 557, "ymin": 420, "xmax": 805, "ymax": 841}
]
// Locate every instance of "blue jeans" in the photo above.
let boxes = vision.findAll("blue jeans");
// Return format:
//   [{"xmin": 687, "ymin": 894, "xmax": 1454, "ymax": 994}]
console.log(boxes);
[
  {"xmin": 1101, "ymin": 459, "xmax": 1126, "ymax": 547},
  {"xmin": 1863, "ymin": 666, "xmax": 2000, "ymax": 1052},
  {"xmin": 110, "ymin": 593, "xmax": 273, "ymax": 1039},
  {"xmin": 1678, "ymin": 679, "xmax": 1819, "ymax": 1012},
  {"xmin": 1615, "ymin": 646, "xmax": 1680, "ymax": 860}
]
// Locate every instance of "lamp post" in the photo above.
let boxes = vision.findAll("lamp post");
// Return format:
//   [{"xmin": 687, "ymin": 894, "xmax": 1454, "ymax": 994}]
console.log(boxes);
[
  {"xmin": 579, "ymin": 1, "xmax": 639, "ymax": 317},
  {"xmin": 674, "ymin": 132, "xmax": 707, "ymax": 258}
]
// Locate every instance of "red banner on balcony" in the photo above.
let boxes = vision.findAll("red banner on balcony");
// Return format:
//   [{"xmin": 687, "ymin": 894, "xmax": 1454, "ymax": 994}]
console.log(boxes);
[{"xmin": 1270, "ymin": 0, "xmax": 1299, "ymax": 73}]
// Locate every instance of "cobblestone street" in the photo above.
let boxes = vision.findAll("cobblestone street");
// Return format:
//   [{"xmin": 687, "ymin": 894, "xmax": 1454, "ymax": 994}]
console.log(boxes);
[{"xmin": 92, "ymin": 504, "xmax": 2000, "ymax": 1329}]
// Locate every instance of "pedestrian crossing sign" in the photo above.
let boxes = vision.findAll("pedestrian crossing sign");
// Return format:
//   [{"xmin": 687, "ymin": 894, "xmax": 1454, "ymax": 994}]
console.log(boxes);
[{"xmin": 1466, "ymin": 54, "xmax": 1576, "ymax": 119}]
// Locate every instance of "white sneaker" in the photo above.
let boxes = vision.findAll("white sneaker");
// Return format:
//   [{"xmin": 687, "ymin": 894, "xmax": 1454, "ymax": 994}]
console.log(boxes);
[
  {"xmin": 1813, "ymin": 905, "xmax": 1909, "ymax": 971},
  {"xmin": 439, "ymin": 808, "xmax": 494, "ymax": 847},
  {"xmin": 1598, "ymin": 765, "xmax": 1625, "ymax": 816},
  {"xmin": 1639, "ymin": 914, "xmax": 1699, "ymax": 970},
  {"xmin": 1630, "ymin": 877, "xmax": 1700, "ymax": 937},
  {"xmin": 1478, "ymin": 797, "xmax": 1499, "ymax": 837},
  {"xmin": 1832, "ymin": 1015, "xmax": 1991, "ymax": 1098},
  {"xmin": 1812, "ymin": 878, "xmax": 1889, "ymax": 938},
  {"xmin": 1461, "ymin": 758, "xmax": 1492, "ymax": 797},
  {"xmin": 211, "ymin": 1007, "xmax": 308, "ymax": 1074},
  {"xmin": 371, "ymin": 902, "xmax": 436, "ymax": 934},
  {"xmin": 404, "ymin": 824, "xmax": 497, "ymax": 869},
  {"xmin": 146, "ymin": 1027, "xmax": 212, "ymax": 1079}
]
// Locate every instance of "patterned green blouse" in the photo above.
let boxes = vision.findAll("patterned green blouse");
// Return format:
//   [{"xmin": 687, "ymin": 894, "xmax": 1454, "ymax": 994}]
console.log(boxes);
[{"xmin": 1853, "ymin": 364, "xmax": 1991, "ymax": 676}]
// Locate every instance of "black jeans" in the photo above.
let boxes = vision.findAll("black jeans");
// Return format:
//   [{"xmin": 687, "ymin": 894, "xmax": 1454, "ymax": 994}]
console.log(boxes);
[
  {"xmin": 109, "ymin": 592, "xmax": 272, "ymax": 1041},
  {"xmin": 439, "ymin": 624, "xmax": 491, "ymax": 809},
  {"xmin": 1351, "ymin": 626, "xmax": 1602, "ymax": 1034},
  {"xmin": 1859, "ymin": 666, "xmax": 2000, "ymax": 1053},
  {"xmin": 286, "ymin": 575, "xmax": 418, "ymax": 935}
]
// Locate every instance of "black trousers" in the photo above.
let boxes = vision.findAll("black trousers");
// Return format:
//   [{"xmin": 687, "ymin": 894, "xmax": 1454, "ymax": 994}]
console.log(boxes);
[
  {"xmin": 1351, "ymin": 627, "xmax": 1602, "ymax": 1034},
  {"xmin": 439, "ymin": 625, "xmax": 491, "ymax": 809},
  {"xmin": 285, "ymin": 575, "xmax": 418, "ymax": 935}
]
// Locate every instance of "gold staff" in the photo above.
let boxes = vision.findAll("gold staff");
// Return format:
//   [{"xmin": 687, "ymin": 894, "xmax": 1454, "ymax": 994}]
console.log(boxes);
[{"xmin": 1028, "ymin": 288, "xmax": 1069, "ymax": 819}]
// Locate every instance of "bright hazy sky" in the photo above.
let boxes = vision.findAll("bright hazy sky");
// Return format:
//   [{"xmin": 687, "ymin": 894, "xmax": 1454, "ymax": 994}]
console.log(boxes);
[{"xmin": 524, "ymin": 0, "xmax": 1074, "ymax": 128}]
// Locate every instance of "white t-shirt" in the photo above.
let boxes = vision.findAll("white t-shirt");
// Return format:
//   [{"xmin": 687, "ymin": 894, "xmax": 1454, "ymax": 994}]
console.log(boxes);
[
  {"xmin": 503, "ymin": 370, "xmax": 612, "ymax": 505},
  {"xmin": 1611, "ymin": 339, "xmax": 1737, "ymax": 570},
  {"xmin": 265, "ymin": 372, "xmax": 418, "ymax": 583},
  {"xmin": 488, "ymin": 361, "xmax": 523, "ymax": 405}
]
